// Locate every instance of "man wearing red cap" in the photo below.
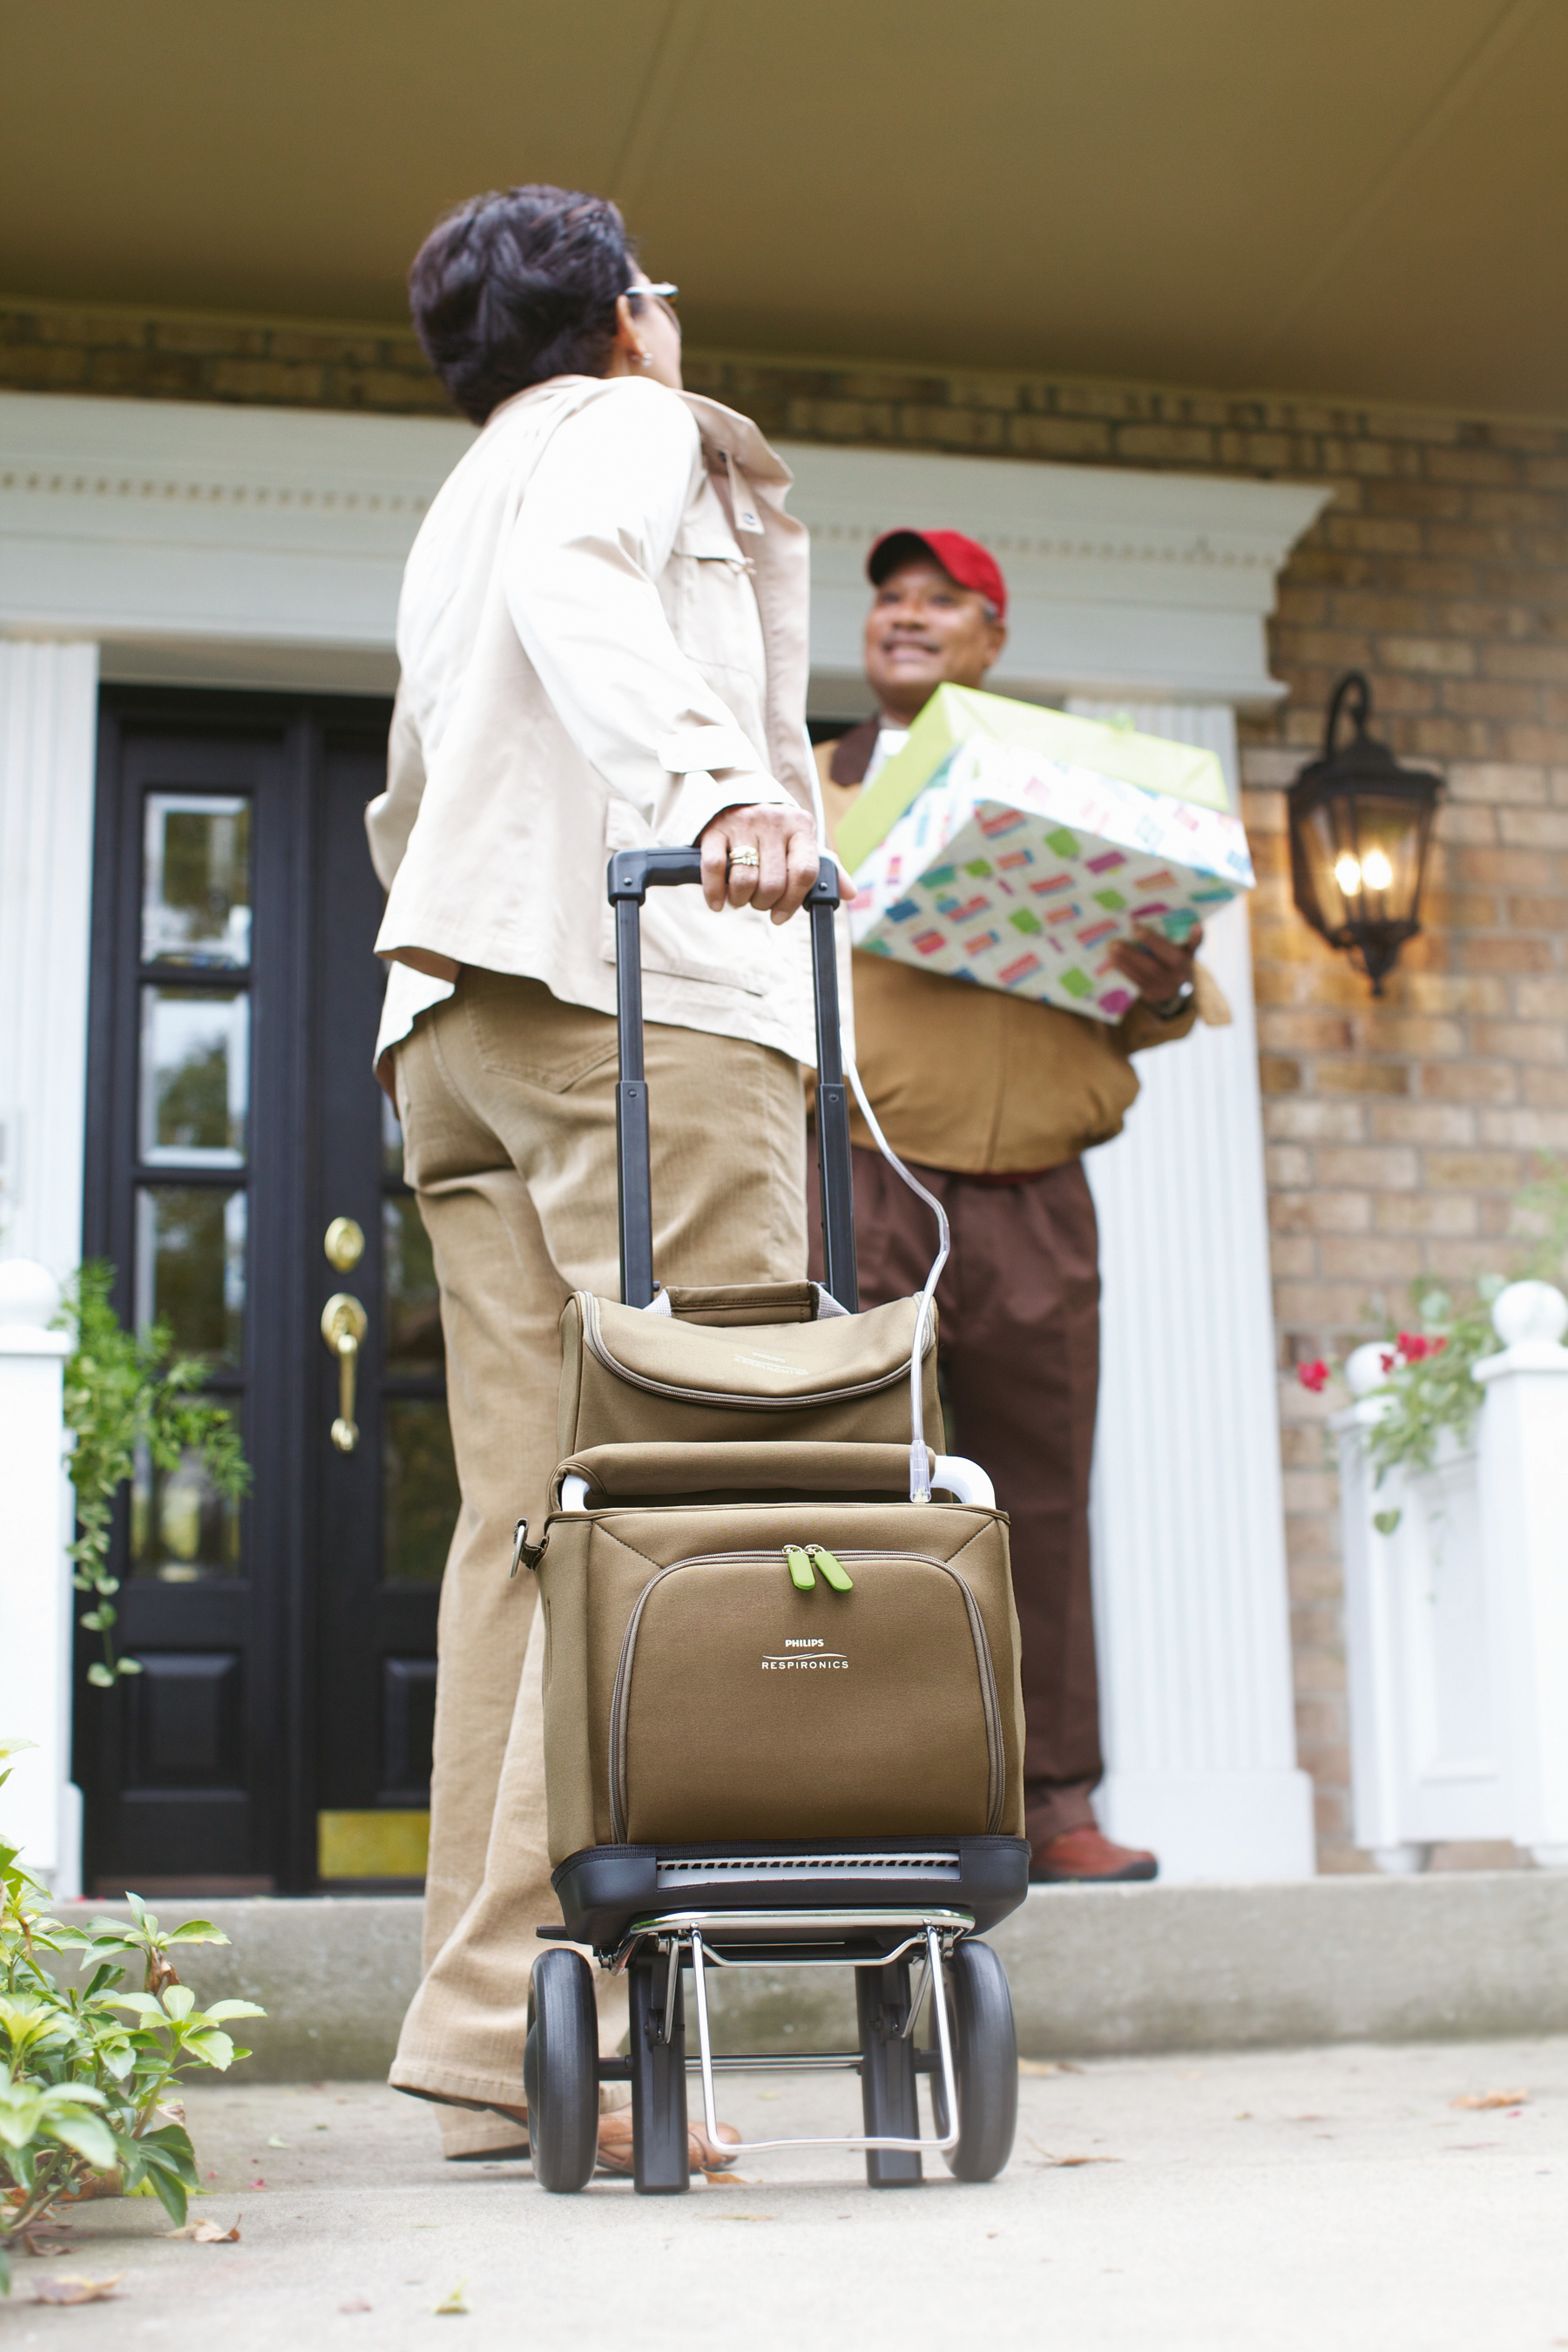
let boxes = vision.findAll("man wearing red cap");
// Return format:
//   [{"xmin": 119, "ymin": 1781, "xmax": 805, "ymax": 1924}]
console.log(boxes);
[{"xmin": 814, "ymin": 530, "xmax": 1223, "ymax": 1882}]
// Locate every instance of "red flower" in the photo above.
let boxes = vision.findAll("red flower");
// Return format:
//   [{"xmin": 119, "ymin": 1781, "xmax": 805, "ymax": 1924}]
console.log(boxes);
[
  {"xmin": 1431, "ymin": 1335, "xmax": 1449, "ymax": 1355},
  {"xmin": 1380, "ymin": 1351, "xmax": 1396, "ymax": 1375},
  {"xmin": 1298, "ymin": 1360, "xmax": 1330, "ymax": 1394},
  {"xmin": 1396, "ymin": 1331, "xmax": 1429, "ymax": 1362}
]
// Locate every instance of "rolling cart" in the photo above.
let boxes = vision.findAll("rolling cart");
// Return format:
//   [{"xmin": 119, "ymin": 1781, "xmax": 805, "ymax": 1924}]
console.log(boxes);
[{"xmin": 523, "ymin": 848, "xmax": 1031, "ymax": 2193}]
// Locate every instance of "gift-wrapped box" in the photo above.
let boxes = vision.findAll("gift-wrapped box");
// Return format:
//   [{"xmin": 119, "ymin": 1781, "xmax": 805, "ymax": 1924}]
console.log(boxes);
[{"xmin": 836, "ymin": 686, "xmax": 1254, "ymax": 1024}]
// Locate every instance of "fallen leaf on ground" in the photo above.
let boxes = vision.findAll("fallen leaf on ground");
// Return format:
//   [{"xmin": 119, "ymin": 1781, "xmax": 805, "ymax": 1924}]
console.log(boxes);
[
  {"xmin": 701, "ymin": 2172, "xmax": 754, "ymax": 2185},
  {"xmin": 160, "ymin": 2216, "xmax": 240, "ymax": 2242},
  {"xmin": 434, "ymin": 2281, "xmax": 469, "ymax": 2315},
  {"xmin": 1452, "ymin": 2091, "xmax": 1528, "ymax": 2110},
  {"xmin": 267, "ymin": 2135, "xmax": 289, "ymax": 2149},
  {"xmin": 340, "ymin": 2300, "xmax": 372, "ymax": 2314},
  {"xmin": 1025, "ymin": 2140, "xmax": 1119, "ymax": 2168},
  {"xmin": 1018, "ymin": 2059, "xmax": 1071, "ymax": 2078},
  {"xmin": 54, "ymin": 2168, "xmax": 124, "ymax": 2204},
  {"xmin": 247, "ymin": 2178, "xmax": 267, "ymax": 2189},
  {"xmin": 33, "ymin": 2274, "xmax": 125, "ymax": 2305}
]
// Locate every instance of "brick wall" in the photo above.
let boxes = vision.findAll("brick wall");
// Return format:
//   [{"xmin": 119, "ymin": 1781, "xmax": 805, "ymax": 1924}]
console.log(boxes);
[
  {"xmin": 9, "ymin": 298, "xmax": 1568, "ymax": 1868},
  {"xmin": 0, "ymin": 301, "xmax": 452, "ymax": 414}
]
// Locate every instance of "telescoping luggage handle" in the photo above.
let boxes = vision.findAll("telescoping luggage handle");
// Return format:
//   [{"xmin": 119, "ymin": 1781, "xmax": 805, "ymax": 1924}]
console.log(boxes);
[{"xmin": 607, "ymin": 848, "xmax": 858, "ymax": 1315}]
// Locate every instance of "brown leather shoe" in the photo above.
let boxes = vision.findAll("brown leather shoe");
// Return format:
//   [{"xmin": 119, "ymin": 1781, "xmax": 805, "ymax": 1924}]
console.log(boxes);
[{"xmin": 1029, "ymin": 1826, "xmax": 1158, "ymax": 1883}]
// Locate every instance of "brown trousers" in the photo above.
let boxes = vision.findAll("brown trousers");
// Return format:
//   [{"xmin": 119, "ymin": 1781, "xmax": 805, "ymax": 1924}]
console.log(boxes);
[
  {"xmin": 389, "ymin": 971, "xmax": 806, "ymax": 2149},
  {"xmin": 811, "ymin": 1145, "xmax": 1103, "ymax": 1844}
]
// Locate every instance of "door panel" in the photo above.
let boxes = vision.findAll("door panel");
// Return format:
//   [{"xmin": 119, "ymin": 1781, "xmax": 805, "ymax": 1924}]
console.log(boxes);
[
  {"xmin": 80, "ymin": 690, "xmax": 456, "ymax": 1895},
  {"xmin": 310, "ymin": 729, "xmax": 453, "ymax": 1880}
]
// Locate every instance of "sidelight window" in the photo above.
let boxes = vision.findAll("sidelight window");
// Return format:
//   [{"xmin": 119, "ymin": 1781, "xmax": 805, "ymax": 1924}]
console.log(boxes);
[{"xmin": 132, "ymin": 792, "xmax": 252, "ymax": 1578}]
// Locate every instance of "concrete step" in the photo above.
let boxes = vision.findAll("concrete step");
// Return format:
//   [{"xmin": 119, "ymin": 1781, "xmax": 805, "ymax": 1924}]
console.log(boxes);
[{"xmin": 57, "ymin": 1872, "xmax": 1568, "ymax": 2082}]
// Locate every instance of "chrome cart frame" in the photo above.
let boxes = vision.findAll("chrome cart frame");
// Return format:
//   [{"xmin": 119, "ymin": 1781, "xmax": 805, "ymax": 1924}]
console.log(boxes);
[{"xmin": 605, "ymin": 1906, "xmax": 970, "ymax": 2163}]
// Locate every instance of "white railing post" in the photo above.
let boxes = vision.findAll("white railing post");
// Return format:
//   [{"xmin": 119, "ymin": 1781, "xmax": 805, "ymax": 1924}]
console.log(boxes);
[
  {"xmin": 1334, "ymin": 1342, "xmax": 1507, "ymax": 1874},
  {"xmin": 0, "ymin": 1258, "xmax": 81, "ymax": 1896},
  {"xmin": 1475, "ymin": 1281, "xmax": 1568, "ymax": 1869}
]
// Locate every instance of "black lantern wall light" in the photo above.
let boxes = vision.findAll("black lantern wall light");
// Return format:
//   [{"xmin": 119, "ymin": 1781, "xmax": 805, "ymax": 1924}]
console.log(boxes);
[{"xmin": 1287, "ymin": 672, "xmax": 1443, "ymax": 996}]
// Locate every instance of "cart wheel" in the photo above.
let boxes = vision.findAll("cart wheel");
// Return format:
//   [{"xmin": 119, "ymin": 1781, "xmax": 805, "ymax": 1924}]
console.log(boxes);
[
  {"xmin": 524, "ymin": 1948, "xmax": 598, "ymax": 2193},
  {"xmin": 931, "ymin": 1938, "xmax": 1017, "ymax": 2182}
]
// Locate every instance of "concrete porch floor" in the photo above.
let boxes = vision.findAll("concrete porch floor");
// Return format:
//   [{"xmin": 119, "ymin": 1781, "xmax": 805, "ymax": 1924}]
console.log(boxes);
[{"xmin": 6, "ymin": 2041, "xmax": 1565, "ymax": 2349}]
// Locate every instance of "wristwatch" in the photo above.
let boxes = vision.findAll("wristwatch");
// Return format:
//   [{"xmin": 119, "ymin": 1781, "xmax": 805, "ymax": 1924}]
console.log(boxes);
[{"xmin": 1149, "ymin": 978, "xmax": 1195, "ymax": 1020}]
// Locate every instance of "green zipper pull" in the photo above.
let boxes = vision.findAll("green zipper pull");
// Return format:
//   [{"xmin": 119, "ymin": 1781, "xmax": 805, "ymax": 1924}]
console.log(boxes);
[
  {"xmin": 785, "ymin": 1544, "xmax": 816, "ymax": 1592},
  {"xmin": 808, "ymin": 1544, "xmax": 854, "ymax": 1592}
]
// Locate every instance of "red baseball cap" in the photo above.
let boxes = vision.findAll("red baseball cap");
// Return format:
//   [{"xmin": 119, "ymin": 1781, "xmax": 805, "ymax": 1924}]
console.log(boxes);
[{"xmin": 867, "ymin": 528, "xmax": 1008, "ymax": 621}]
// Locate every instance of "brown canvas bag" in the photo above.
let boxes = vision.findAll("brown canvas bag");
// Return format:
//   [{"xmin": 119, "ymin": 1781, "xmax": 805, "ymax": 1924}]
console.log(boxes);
[
  {"xmin": 535, "ymin": 1441, "xmax": 1025, "ymax": 1866},
  {"xmin": 557, "ymin": 1281, "xmax": 943, "ymax": 1454}
]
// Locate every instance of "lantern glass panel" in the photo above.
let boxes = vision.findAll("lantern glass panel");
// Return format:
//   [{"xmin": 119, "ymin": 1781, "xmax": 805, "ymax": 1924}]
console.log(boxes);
[{"xmin": 1301, "ymin": 791, "xmax": 1426, "ymax": 936}]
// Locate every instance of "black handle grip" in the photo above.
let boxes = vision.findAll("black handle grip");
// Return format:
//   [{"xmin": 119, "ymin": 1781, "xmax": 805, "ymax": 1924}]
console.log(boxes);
[{"xmin": 608, "ymin": 850, "xmax": 858, "ymax": 1313}]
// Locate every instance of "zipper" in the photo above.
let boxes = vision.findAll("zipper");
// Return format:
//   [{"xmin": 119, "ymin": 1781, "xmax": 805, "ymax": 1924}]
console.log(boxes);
[
  {"xmin": 581, "ymin": 1294, "xmax": 929, "ymax": 1412},
  {"xmin": 606, "ymin": 1549, "xmax": 1004, "ymax": 1842},
  {"xmin": 785, "ymin": 1544, "xmax": 853, "ymax": 1592}
]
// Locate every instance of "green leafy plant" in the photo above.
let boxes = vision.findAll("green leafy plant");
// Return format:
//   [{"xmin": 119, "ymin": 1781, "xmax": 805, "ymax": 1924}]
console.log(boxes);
[
  {"xmin": 1298, "ymin": 1157, "xmax": 1568, "ymax": 1490},
  {"xmin": 0, "ymin": 1741, "xmax": 264, "ymax": 2293},
  {"xmin": 58, "ymin": 1262, "xmax": 250, "ymax": 1687},
  {"xmin": 1358, "ymin": 1288, "xmax": 1505, "ymax": 1487}
]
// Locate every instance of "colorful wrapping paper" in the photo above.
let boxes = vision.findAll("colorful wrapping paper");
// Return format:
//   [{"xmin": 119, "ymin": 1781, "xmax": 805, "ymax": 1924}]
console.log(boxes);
[{"xmin": 840, "ymin": 689, "xmax": 1254, "ymax": 1024}]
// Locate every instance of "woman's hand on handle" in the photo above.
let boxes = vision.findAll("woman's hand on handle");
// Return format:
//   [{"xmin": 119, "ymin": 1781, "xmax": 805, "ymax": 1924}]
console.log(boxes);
[{"xmin": 698, "ymin": 802, "xmax": 821, "ymax": 923}]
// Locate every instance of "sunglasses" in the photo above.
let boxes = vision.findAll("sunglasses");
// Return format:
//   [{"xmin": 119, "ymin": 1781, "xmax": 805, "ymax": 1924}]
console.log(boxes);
[{"xmin": 628, "ymin": 280, "xmax": 679, "ymax": 332}]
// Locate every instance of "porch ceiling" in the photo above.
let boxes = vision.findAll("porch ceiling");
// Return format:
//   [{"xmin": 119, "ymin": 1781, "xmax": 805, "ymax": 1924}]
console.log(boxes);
[{"xmin": 3, "ymin": 0, "xmax": 1565, "ymax": 417}]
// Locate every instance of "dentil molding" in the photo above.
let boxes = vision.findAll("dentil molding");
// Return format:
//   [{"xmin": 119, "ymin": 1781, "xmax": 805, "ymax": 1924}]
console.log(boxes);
[{"xmin": 0, "ymin": 392, "xmax": 1328, "ymax": 709}]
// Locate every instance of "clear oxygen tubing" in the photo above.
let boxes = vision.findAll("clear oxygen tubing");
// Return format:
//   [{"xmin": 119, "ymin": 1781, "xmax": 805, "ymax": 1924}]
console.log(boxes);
[
  {"xmin": 847, "ymin": 1057, "xmax": 949, "ymax": 1504},
  {"xmin": 802, "ymin": 726, "xmax": 949, "ymax": 1503}
]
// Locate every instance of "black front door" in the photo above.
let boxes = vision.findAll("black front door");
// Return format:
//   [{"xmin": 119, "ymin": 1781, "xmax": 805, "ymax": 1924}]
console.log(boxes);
[{"xmin": 79, "ymin": 688, "xmax": 458, "ymax": 1895}]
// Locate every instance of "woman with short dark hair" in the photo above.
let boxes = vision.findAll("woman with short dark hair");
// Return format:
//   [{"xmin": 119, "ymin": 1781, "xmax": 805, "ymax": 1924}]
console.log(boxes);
[{"xmin": 372, "ymin": 183, "xmax": 821, "ymax": 2173}]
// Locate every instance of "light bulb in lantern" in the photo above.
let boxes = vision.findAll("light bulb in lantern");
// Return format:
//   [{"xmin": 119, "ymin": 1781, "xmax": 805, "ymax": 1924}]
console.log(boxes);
[
  {"xmin": 1335, "ymin": 853, "xmax": 1362, "ymax": 895},
  {"xmin": 1362, "ymin": 848, "xmax": 1393, "ymax": 890}
]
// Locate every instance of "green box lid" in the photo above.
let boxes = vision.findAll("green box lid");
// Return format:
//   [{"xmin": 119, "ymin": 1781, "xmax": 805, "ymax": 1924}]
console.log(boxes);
[{"xmin": 835, "ymin": 684, "xmax": 1230, "ymax": 876}]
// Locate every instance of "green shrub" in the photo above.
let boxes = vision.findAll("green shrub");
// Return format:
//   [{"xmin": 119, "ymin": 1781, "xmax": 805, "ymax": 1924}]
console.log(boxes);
[{"xmin": 0, "ymin": 1741, "xmax": 264, "ymax": 2294}]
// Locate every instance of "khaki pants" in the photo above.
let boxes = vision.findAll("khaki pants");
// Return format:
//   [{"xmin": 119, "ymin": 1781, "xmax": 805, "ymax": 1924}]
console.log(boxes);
[{"xmin": 388, "ymin": 970, "xmax": 806, "ymax": 2148}]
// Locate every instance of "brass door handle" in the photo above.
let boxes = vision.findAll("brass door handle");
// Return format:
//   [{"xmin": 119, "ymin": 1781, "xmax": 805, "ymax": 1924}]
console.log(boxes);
[{"xmin": 321, "ymin": 1293, "xmax": 368, "ymax": 1453}]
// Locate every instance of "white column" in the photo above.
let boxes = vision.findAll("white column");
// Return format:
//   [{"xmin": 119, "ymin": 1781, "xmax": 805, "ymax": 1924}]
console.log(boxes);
[
  {"xmin": 1071, "ymin": 700, "xmax": 1315, "ymax": 1880},
  {"xmin": 0, "ymin": 1260, "xmax": 81, "ymax": 1896},
  {"xmin": 1474, "ymin": 1281, "xmax": 1568, "ymax": 1869},
  {"xmin": 0, "ymin": 639, "xmax": 100, "ymax": 1280}
]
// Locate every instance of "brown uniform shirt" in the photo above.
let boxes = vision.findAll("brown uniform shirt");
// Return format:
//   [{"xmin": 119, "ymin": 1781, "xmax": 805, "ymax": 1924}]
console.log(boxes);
[{"xmin": 820, "ymin": 722, "xmax": 1227, "ymax": 1176}]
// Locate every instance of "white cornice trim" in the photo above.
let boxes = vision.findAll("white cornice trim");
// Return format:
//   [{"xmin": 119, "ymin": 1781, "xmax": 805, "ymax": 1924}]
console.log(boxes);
[{"xmin": 0, "ymin": 392, "xmax": 1328, "ymax": 709}]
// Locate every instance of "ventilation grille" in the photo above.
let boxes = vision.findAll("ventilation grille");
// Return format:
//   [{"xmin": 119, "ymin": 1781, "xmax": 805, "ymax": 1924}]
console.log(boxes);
[{"xmin": 655, "ymin": 1852, "xmax": 961, "ymax": 1885}]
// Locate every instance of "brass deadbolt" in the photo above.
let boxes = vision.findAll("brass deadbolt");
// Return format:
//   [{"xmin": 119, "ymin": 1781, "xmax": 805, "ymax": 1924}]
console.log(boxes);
[{"xmin": 324, "ymin": 1216, "xmax": 366, "ymax": 1273}]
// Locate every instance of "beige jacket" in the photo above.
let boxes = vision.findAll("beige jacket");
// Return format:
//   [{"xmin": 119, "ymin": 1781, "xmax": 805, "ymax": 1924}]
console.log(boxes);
[{"xmin": 368, "ymin": 373, "xmax": 819, "ymax": 1069}]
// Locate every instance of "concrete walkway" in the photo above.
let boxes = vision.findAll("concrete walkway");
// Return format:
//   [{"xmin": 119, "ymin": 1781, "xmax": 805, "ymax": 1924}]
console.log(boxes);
[{"xmin": 7, "ymin": 2039, "xmax": 1565, "ymax": 2349}]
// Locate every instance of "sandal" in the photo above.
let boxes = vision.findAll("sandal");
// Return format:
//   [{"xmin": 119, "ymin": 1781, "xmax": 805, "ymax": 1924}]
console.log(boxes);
[{"xmin": 593, "ymin": 2108, "xmax": 740, "ymax": 2175}]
